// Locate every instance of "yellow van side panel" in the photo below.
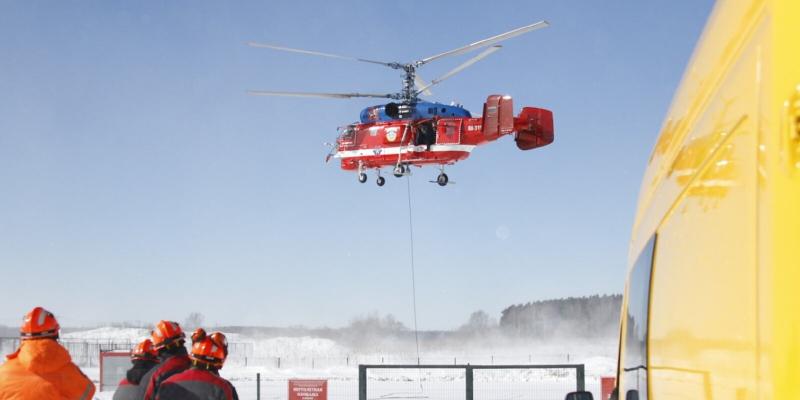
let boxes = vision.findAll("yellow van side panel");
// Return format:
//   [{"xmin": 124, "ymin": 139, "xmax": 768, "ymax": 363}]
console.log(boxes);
[
  {"xmin": 758, "ymin": 0, "xmax": 800, "ymax": 398},
  {"xmin": 629, "ymin": 0, "xmax": 768, "ymax": 261},
  {"xmin": 623, "ymin": 0, "xmax": 800, "ymax": 398},
  {"xmin": 647, "ymin": 18, "xmax": 761, "ymax": 396}
]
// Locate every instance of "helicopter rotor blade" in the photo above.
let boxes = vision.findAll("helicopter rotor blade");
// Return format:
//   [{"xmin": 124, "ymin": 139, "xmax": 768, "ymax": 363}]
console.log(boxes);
[
  {"xmin": 413, "ymin": 75, "xmax": 433, "ymax": 96},
  {"xmin": 247, "ymin": 42, "xmax": 397, "ymax": 68},
  {"xmin": 417, "ymin": 20, "xmax": 548, "ymax": 66},
  {"xmin": 416, "ymin": 45, "xmax": 502, "ymax": 95},
  {"xmin": 247, "ymin": 90, "xmax": 395, "ymax": 99}
]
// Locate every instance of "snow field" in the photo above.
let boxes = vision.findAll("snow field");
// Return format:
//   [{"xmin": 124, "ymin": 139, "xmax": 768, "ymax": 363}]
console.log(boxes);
[{"xmin": 61, "ymin": 328, "xmax": 615, "ymax": 400}]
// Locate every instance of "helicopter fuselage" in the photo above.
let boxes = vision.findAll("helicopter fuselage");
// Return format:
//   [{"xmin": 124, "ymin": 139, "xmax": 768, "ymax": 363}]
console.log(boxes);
[{"xmin": 333, "ymin": 95, "xmax": 553, "ymax": 175}]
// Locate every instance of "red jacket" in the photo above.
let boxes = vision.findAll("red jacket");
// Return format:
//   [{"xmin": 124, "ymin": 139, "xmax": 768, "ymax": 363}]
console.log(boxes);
[
  {"xmin": 138, "ymin": 352, "xmax": 191, "ymax": 400},
  {"xmin": 157, "ymin": 368, "xmax": 238, "ymax": 400},
  {"xmin": 0, "ymin": 339, "xmax": 95, "ymax": 400}
]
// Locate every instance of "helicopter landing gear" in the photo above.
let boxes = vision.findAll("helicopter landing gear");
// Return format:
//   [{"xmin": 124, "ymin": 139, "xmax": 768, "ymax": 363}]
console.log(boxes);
[
  {"xmin": 357, "ymin": 161, "xmax": 368, "ymax": 183},
  {"xmin": 376, "ymin": 169, "xmax": 386, "ymax": 187},
  {"xmin": 437, "ymin": 173, "xmax": 449, "ymax": 186},
  {"xmin": 393, "ymin": 164, "xmax": 406, "ymax": 178},
  {"xmin": 431, "ymin": 165, "xmax": 450, "ymax": 187}
]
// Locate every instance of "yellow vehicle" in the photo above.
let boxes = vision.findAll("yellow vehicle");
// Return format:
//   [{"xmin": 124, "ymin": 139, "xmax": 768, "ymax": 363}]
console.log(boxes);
[{"xmin": 617, "ymin": 0, "xmax": 800, "ymax": 399}]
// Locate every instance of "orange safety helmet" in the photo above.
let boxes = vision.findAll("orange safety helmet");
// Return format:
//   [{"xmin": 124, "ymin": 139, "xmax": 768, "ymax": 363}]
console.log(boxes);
[
  {"xmin": 20, "ymin": 307, "xmax": 60, "ymax": 340},
  {"xmin": 190, "ymin": 328, "xmax": 228, "ymax": 368},
  {"xmin": 131, "ymin": 338, "xmax": 158, "ymax": 362},
  {"xmin": 150, "ymin": 320, "xmax": 185, "ymax": 350},
  {"xmin": 209, "ymin": 332, "xmax": 229, "ymax": 357}
]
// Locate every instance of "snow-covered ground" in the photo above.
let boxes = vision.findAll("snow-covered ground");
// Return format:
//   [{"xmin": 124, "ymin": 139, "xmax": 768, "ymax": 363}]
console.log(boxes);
[
  {"xmin": 54, "ymin": 327, "xmax": 616, "ymax": 400},
  {"xmin": 62, "ymin": 327, "xmax": 151, "ymax": 342}
]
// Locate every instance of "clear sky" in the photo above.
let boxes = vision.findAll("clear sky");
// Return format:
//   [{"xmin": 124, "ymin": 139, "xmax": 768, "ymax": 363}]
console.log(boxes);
[{"xmin": 0, "ymin": 1, "xmax": 715, "ymax": 330}]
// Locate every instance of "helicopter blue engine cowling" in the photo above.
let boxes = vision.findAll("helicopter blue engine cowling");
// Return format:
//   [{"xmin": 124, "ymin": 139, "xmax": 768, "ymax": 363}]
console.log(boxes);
[{"xmin": 359, "ymin": 101, "xmax": 471, "ymax": 123}]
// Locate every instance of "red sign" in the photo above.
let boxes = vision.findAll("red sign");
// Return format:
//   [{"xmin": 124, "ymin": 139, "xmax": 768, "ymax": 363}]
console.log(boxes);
[
  {"xmin": 288, "ymin": 379, "xmax": 328, "ymax": 400},
  {"xmin": 600, "ymin": 376, "xmax": 616, "ymax": 400}
]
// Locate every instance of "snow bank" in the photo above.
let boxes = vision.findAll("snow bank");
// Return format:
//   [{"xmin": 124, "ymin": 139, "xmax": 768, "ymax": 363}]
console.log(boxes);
[
  {"xmin": 251, "ymin": 336, "xmax": 348, "ymax": 358},
  {"xmin": 62, "ymin": 327, "xmax": 150, "ymax": 342}
]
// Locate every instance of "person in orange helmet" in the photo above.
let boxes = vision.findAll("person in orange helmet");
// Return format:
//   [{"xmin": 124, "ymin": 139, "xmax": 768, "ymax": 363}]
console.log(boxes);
[
  {"xmin": 156, "ymin": 328, "xmax": 239, "ymax": 400},
  {"xmin": 113, "ymin": 338, "xmax": 159, "ymax": 400},
  {"xmin": 136, "ymin": 320, "xmax": 192, "ymax": 400},
  {"xmin": 0, "ymin": 307, "xmax": 95, "ymax": 400}
]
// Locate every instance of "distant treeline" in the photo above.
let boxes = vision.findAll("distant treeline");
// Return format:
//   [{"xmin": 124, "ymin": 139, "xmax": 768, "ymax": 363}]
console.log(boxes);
[
  {"xmin": 499, "ymin": 294, "xmax": 622, "ymax": 339},
  {"xmin": 0, "ymin": 294, "xmax": 622, "ymax": 347},
  {"xmin": 214, "ymin": 294, "xmax": 622, "ymax": 346}
]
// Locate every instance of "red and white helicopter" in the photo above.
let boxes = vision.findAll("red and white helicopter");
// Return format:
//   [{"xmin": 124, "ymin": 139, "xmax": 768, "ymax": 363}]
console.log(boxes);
[{"xmin": 249, "ymin": 21, "xmax": 554, "ymax": 187}]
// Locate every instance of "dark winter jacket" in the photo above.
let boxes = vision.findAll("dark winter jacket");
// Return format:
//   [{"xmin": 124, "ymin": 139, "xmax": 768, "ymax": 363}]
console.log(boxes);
[
  {"xmin": 113, "ymin": 379, "xmax": 139, "ymax": 400},
  {"xmin": 112, "ymin": 360, "xmax": 157, "ymax": 400},
  {"xmin": 156, "ymin": 367, "xmax": 239, "ymax": 400},
  {"xmin": 136, "ymin": 347, "xmax": 191, "ymax": 400}
]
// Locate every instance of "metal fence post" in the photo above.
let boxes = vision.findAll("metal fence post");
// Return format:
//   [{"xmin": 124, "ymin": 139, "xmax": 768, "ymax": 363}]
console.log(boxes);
[
  {"xmin": 576, "ymin": 364, "xmax": 585, "ymax": 391},
  {"xmin": 359, "ymin": 365, "xmax": 367, "ymax": 400},
  {"xmin": 465, "ymin": 366, "xmax": 473, "ymax": 400},
  {"xmin": 256, "ymin": 373, "xmax": 261, "ymax": 400}
]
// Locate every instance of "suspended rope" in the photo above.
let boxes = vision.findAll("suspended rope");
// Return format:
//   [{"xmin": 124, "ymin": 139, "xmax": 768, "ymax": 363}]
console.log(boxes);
[{"xmin": 406, "ymin": 174, "xmax": 424, "ymax": 393}]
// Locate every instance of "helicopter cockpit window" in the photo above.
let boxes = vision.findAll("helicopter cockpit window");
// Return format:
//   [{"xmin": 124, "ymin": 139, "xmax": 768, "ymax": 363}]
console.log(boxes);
[{"xmin": 339, "ymin": 125, "xmax": 356, "ymax": 143}]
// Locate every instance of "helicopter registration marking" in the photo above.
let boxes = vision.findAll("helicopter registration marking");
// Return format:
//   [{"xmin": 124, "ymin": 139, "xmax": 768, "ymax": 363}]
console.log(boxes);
[{"xmin": 466, "ymin": 125, "xmax": 483, "ymax": 132}]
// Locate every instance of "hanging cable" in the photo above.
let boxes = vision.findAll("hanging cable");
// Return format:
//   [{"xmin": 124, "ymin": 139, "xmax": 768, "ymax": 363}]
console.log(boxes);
[{"xmin": 406, "ymin": 174, "xmax": 424, "ymax": 393}]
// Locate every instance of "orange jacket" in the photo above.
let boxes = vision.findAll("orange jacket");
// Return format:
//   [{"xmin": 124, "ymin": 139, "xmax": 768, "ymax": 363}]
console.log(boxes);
[{"xmin": 0, "ymin": 339, "xmax": 95, "ymax": 400}]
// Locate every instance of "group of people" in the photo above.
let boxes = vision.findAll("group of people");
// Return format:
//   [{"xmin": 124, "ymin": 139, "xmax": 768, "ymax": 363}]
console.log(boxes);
[{"xmin": 0, "ymin": 307, "xmax": 239, "ymax": 400}]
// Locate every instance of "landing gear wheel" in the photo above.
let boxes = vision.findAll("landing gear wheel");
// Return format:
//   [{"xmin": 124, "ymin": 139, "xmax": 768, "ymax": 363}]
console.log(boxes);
[
  {"xmin": 376, "ymin": 176, "xmax": 386, "ymax": 186},
  {"xmin": 358, "ymin": 173, "xmax": 367, "ymax": 183},
  {"xmin": 393, "ymin": 164, "xmax": 405, "ymax": 177},
  {"xmin": 437, "ymin": 173, "xmax": 449, "ymax": 187}
]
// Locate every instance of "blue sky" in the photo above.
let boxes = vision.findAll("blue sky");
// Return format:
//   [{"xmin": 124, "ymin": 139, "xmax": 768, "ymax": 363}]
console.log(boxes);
[{"xmin": 0, "ymin": 1, "xmax": 715, "ymax": 329}]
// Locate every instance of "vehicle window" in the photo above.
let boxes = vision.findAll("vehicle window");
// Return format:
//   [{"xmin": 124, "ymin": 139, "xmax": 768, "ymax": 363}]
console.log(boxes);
[{"xmin": 621, "ymin": 235, "xmax": 656, "ymax": 400}]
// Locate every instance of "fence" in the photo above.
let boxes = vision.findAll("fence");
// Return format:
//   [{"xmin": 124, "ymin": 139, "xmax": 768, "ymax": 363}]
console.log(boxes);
[
  {"xmin": 0, "ymin": 338, "xmax": 135, "ymax": 367},
  {"xmin": 1, "ymin": 337, "xmax": 595, "ymax": 375},
  {"xmin": 234, "ymin": 376, "xmax": 359, "ymax": 400},
  {"xmin": 359, "ymin": 364, "xmax": 585, "ymax": 400},
  {"xmin": 222, "ymin": 354, "xmax": 586, "ymax": 369},
  {"xmin": 0, "ymin": 337, "xmax": 254, "ymax": 368}
]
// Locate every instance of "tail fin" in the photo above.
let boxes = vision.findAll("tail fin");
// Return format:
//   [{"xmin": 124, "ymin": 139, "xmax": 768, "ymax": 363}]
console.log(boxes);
[{"xmin": 514, "ymin": 107, "xmax": 554, "ymax": 150}]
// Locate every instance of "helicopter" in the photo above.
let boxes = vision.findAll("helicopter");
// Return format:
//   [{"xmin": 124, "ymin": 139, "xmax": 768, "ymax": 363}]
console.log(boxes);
[{"xmin": 248, "ymin": 21, "xmax": 554, "ymax": 187}]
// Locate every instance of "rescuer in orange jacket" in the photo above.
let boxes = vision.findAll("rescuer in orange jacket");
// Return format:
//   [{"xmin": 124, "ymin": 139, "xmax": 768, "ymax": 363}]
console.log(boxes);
[
  {"xmin": 0, "ymin": 307, "xmax": 95, "ymax": 400},
  {"xmin": 157, "ymin": 328, "xmax": 239, "ymax": 400},
  {"xmin": 136, "ymin": 320, "xmax": 192, "ymax": 400},
  {"xmin": 113, "ymin": 338, "xmax": 159, "ymax": 400}
]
